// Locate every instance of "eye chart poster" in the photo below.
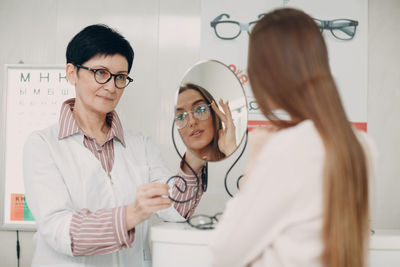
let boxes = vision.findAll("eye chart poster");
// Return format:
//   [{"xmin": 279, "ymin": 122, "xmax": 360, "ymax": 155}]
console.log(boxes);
[
  {"xmin": 1, "ymin": 65, "xmax": 75, "ymax": 229},
  {"xmin": 200, "ymin": 0, "xmax": 368, "ymax": 131}
]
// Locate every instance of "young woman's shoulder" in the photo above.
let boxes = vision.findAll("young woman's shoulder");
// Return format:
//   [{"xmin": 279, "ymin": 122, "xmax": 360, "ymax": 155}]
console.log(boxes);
[
  {"xmin": 353, "ymin": 129, "xmax": 378, "ymax": 179},
  {"xmin": 354, "ymin": 129, "xmax": 378, "ymax": 159},
  {"xmin": 260, "ymin": 120, "xmax": 324, "ymax": 159},
  {"xmin": 246, "ymin": 120, "xmax": 325, "ymax": 187}
]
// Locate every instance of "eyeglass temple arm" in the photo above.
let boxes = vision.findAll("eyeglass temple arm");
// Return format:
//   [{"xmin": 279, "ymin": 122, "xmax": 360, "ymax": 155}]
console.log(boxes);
[
  {"xmin": 330, "ymin": 21, "xmax": 358, "ymax": 28},
  {"xmin": 314, "ymin": 19, "xmax": 329, "ymax": 29},
  {"xmin": 210, "ymin": 13, "xmax": 230, "ymax": 26},
  {"xmin": 330, "ymin": 21, "xmax": 358, "ymax": 36},
  {"xmin": 314, "ymin": 18, "xmax": 358, "ymax": 27},
  {"xmin": 246, "ymin": 13, "xmax": 267, "ymax": 31},
  {"xmin": 257, "ymin": 13, "xmax": 266, "ymax": 19}
]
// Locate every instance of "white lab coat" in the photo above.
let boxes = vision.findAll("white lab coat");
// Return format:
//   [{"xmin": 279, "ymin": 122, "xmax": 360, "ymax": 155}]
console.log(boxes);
[{"xmin": 23, "ymin": 124, "xmax": 184, "ymax": 267}]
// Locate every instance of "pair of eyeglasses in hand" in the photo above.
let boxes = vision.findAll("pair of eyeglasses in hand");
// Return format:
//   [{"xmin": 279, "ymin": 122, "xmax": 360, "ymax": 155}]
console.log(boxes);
[{"xmin": 187, "ymin": 212, "xmax": 223, "ymax": 230}]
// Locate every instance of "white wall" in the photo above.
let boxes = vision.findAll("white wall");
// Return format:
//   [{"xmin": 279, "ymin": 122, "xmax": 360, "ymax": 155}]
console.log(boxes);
[
  {"xmin": 368, "ymin": 0, "xmax": 400, "ymax": 229},
  {"xmin": 0, "ymin": 0, "xmax": 399, "ymax": 266}
]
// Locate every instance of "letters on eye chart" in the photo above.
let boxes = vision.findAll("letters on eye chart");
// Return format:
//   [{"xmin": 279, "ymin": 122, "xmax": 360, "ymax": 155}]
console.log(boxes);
[
  {"xmin": 7, "ymin": 67, "xmax": 75, "ymax": 128},
  {"xmin": 17, "ymin": 71, "xmax": 71, "ymax": 104}
]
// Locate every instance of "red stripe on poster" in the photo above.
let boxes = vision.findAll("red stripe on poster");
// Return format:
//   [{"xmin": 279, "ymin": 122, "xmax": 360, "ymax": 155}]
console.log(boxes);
[
  {"xmin": 248, "ymin": 120, "xmax": 273, "ymax": 131},
  {"xmin": 351, "ymin": 122, "xmax": 367, "ymax": 132}
]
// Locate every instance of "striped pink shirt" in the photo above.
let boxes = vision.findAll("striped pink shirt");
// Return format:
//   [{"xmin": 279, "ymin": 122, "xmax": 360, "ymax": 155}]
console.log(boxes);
[
  {"xmin": 58, "ymin": 98, "xmax": 125, "ymax": 173},
  {"xmin": 59, "ymin": 98, "xmax": 204, "ymax": 256},
  {"xmin": 70, "ymin": 207, "xmax": 134, "ymax": 255},
  {"xmin": 172, "ymin": 168, "xmax": 204, "ymax": 218}
]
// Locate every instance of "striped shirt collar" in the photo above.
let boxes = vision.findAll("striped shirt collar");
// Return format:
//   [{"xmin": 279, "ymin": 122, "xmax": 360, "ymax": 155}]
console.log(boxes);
[{"xmin": 58, "ymin": 98, "xmax": 125, "ymax": 147}]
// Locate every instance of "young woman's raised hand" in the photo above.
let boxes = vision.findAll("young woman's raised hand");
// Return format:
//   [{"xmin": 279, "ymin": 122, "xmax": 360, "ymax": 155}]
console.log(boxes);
[{"xmin": 211, "ymin": 99, "xmax": 237, "ymax": 157}]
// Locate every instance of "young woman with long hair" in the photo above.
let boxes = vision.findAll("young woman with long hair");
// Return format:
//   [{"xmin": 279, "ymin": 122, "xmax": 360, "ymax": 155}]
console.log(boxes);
[{"xmin": 209, "ymin": 8, "xmax": 375, "ymax": 267}]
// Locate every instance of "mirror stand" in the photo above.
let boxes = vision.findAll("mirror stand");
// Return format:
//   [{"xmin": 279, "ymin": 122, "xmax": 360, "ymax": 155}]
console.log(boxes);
[
  {"xmin": 167, "ymin": 119, "xmax": 249, "ymax": 203},
  {"xmin": 224, "ymin": 129, "xmax": 248, "ymax": 197},
  {"xmin": 166, "ymin": 120, "xmax": 201, "ymax": 203}
]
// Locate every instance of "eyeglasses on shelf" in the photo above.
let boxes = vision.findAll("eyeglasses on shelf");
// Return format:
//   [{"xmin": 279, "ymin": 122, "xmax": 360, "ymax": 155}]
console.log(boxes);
[
  {"xmin": 210, "ymin": 13, "xmax": 265, "ymax": 40},
  {"xmin": 313, "ymin": 18, "xmax": 359, "ymax": 40}
]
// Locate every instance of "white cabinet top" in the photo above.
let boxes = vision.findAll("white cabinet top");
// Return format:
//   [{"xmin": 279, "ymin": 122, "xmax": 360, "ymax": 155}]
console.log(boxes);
[
  {"xmin": 151, "ymin": 222, "xmax": 214, "ymax": 245},
  {"xmin": 151, "ymin": 223, "xmax": 400, "ymax": 250},
  {"xmin": 370, "ymin": 229, "xmax": 400, "ymax": 250}
]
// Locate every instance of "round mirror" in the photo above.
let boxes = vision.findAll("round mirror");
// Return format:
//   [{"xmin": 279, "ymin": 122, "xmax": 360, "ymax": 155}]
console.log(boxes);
[{"xmin": 174, "ymin": 59, "xmax": 247, "ymax": 162}]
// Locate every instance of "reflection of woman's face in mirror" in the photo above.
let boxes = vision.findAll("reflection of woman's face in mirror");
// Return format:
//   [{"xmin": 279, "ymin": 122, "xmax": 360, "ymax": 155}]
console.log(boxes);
[
  {"xmin": 176, "ymin": 85, "xmax": 225, "ymax": 161},
  {"xmin": 177, "ymin": 89, "xmax": 215, "ymax": 159}
]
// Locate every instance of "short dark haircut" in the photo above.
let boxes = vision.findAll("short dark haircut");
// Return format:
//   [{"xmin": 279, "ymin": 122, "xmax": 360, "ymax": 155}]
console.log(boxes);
[{"xmin": 66, "ymin": 24, "xmax": 134, "ymax": 72}]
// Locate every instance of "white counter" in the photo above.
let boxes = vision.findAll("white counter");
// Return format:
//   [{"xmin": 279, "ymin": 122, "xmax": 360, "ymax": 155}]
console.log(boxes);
[
  {"xmin": 151, "ymin": 223, "xmax": 213, "ymax": 267},
  {"xmin": 370, "ymin": 229, "xmax": 400, "ymax": 267},
  {"xmin": 151, "ymin": 223, "xmax": 400, "ymax": 267},
  {"xmin": 370, "ymin": 229, "xmax": 400, "ymax": 250}
]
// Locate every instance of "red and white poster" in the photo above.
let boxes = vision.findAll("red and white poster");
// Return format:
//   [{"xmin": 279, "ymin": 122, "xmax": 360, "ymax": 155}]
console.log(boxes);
[{"xmin": 200, "ymin": 0, "xmax": 368, "ymax": 131}]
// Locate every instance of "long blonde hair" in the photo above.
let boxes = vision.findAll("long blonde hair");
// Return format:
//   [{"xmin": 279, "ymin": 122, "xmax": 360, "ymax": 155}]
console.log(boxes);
[{"xmin": 248, "ymin": 8, "xmax": 369, "ymax": 267}]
